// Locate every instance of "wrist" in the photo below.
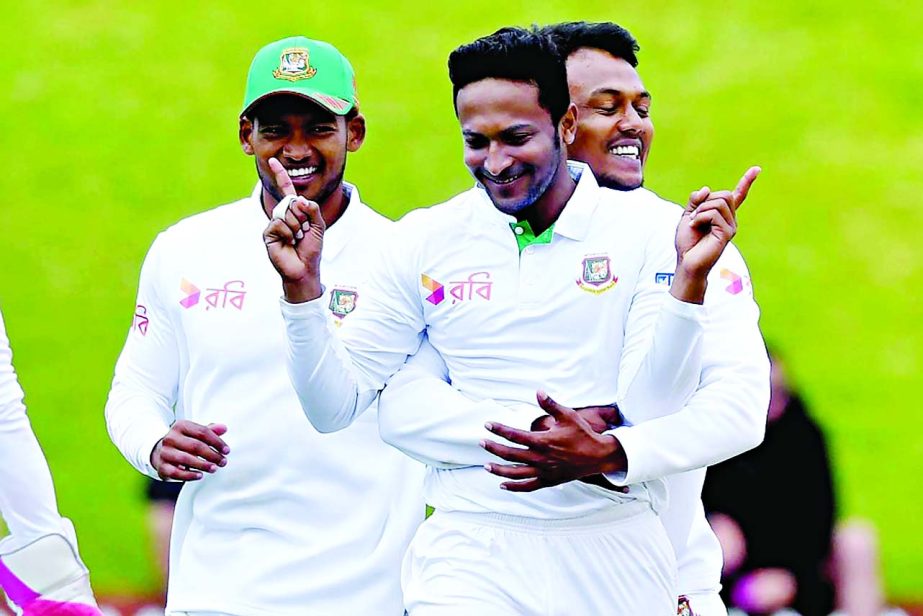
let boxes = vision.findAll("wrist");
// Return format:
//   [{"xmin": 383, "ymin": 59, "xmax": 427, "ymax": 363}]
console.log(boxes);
[
  {"xmin": 150, "ymin": 438, "xmax": 164, "ymax": 469},
  {"xmin": 283, "ymin": 275, "xmax": 323, "ymax": 303},
  {"xmin": 669, "ymin": 265, "xmax": 708, "ymax": 304},
  {"xmin": 597, "ymin": 434, "xmax": 628, "ymax": 476}
]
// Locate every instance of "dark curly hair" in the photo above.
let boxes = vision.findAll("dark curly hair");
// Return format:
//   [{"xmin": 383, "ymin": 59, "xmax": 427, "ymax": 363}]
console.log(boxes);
[
  {"xmin": 448, "ymin": 26, "xmax": 570, "ymax": 126},
  {"xmin": 542, "ymin": 21, "xmax": 640, "ymax": 66}
]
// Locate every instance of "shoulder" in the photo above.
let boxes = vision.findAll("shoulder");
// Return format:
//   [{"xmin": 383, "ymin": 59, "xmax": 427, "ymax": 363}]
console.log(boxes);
[
  {"xmin": 592, "ymin": 186, "xmax": 683, "ymax": 231},
  {"xmin": 144, "ymin": 198, "xmax": 250, "ymax": 268},
  {"xmin": 394, "ymin": 190, "xmax": 476, "ymax": 237},
  {"xmin": 160, "ymin": 198, "xmax": 251, "ymax": 241}
]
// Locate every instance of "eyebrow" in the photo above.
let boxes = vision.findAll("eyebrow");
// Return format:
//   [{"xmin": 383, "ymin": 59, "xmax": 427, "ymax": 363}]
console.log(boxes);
[
  {"xmin": 589, "ymin": 87, "xmax": 652, "ymax": 100},
  {"xmin": 463, "ymin": 123, "xmax": 534, "ymax": 138}
]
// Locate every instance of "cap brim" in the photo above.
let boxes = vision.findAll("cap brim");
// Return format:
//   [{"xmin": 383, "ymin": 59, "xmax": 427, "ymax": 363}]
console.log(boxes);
[{"xmin": 241, "ymin": 88, "xmax": 353, "ymax": 118}]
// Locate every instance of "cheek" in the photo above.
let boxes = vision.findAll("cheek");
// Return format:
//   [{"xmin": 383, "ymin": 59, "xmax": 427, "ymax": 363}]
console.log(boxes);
[{"xmin": 463, "ymin": 147, "xmax": 484, "ymax": 169}]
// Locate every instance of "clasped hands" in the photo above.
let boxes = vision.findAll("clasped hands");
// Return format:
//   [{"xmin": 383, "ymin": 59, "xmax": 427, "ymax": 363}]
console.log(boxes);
[{"xmin": 480, "ymin": 391, "xmax": 629, "ymax": 493}]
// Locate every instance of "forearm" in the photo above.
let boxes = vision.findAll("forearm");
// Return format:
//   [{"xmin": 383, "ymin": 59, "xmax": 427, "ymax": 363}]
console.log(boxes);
[
  {"xmin": 617, "ymin": 293, "xmax": 705, "ymax": 424},
  {"xmin": 105, "ymin": 384, "xmax": 172, "ymax": 479},
  {"xmin": 609, "ymin": 270, "xmax": 770, "ymax": 484},
  {"xmin": 607, "ymin": 380, "xmax": 766, "ymax": 484},
  {"xmin": 0, "ymin": 400, "xmax": 64, "ymax": 542},
  {"xmin": 0, "ymin": 315, "xmax": 64, "ymax": 540},
  {"xmin": 380, "ymin": 374, "xmax": 536, "ymax": 468},
  {"xmin": 281, "ymin": 297, "xmax": 375, "ymax": 433}
]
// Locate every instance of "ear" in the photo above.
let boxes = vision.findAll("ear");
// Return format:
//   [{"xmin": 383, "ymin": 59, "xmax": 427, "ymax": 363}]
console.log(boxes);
[
  {"xmin": 346, "ymin": 112, "xmax": 366, "ymax": 152},
  {"xmin": 239, "ymin": 116, "xmax": 255, "ymax": 155},
  {"xmin": 559, "ymin": 103, "xmax": 578, "ymax": 146}
]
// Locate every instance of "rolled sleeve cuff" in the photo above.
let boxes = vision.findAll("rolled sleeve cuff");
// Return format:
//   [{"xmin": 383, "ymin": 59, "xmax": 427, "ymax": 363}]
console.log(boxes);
[
  {"xmin": 279, "ymin": 292, "xmax": 328, "ymax": 321},
  {"xmin": 602, "ymin": 424, "xmax": 656, "ymax": 486},
  {"xmin": 135, "ymin": 419, "xmax": 171, "ymax": 480},
  {"xmin": 663, "ymin": 291, "xmax": 707, "ymax": 322}
]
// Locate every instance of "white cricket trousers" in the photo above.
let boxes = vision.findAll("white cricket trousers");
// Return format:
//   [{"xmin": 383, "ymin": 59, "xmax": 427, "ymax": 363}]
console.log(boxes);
[{"xmin": 402, "ymin": 500, "xmax": 676, "ymax": 616}]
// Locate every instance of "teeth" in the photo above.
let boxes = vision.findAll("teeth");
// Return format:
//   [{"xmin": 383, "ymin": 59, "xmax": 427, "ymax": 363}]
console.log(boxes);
[
  {"xmin": 492, "ymin": 174, "xmax": 522, "ymax": 185},
  {"xmin": 286, "ymin": 167, "xmax": 317, "ymax": 178},
  {"xmin": 609, "ymin": 145, "xmax": 640, "ymax": 158}
]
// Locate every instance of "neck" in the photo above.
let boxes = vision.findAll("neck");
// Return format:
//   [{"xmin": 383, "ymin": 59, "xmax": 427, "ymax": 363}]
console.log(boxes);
[
  {"xmin": 261, "ymin": 184, "xmax": 349, "ymax": 228},
  {"xmin": 516, "ymin": 160, "xmax": 576, "ymax": 236}
]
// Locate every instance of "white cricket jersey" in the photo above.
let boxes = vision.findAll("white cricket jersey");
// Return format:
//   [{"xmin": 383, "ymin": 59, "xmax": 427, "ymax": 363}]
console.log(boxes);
[
  {"xmin": 376, "ymin": 186, "xmax": 769, "ymax": 597},
  {"xmin": 105, "ymin": 183, "xmax": 426, "ymax": 616},
  {"xmin": 282, "ymin": 162, "xmax": 705, "ymax": 519}
]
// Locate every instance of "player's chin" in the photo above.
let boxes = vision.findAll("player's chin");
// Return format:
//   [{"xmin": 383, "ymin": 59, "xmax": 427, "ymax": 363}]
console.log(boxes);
[{"xmin": 599, "ymin": 171, "xmax": 643, "ymax": 192}]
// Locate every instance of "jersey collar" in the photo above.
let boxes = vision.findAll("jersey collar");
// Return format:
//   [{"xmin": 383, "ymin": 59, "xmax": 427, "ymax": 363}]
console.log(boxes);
[{"xmin": 470, "ymin": 160, "xmax": 600, "ymax": 243}]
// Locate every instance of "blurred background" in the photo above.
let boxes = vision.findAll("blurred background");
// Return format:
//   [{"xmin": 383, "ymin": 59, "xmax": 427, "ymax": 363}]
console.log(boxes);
[{"xmin": 0, "ymin": 0, "xmax": 920, "ymax": 612}]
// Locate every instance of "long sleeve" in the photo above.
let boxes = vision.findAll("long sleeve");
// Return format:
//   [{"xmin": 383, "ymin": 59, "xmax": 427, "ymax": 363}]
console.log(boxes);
[
  {"xmin": 378, "ymin": 336, "xmax": 537, "ymax": 468},
  {"xmin": 616, "ymin": 215, "xmax": 706, "ymax": 425},
  {"xmin": 607, "ymin": 244, "xmax": 769, "ymax": 485},
  {"xmin": 0, "ymin": 308, "xmax": 64, "ymax": 543},
  {"xmin": 104, "ymin": 235, "xmax": 178, "ymax": 478},
  {"xmin": 282, "ymin": 232, "xmax": 426, "ymax": 433}
]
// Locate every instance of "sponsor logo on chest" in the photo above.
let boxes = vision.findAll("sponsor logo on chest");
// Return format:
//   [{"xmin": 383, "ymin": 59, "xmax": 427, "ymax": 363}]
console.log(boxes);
[
  {"xmin": 178, "ymin": 278, "xmax": 247, "ymax": 311},
  {"xmin": 421, "ymin": 272, "xmax": 493, "ymax": 305},
  {"xmin": 575, "ymin": 254, "xmax": 618, "ymax": 294}
]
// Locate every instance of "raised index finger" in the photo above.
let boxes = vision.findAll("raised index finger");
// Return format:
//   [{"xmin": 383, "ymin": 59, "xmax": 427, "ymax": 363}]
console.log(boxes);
[
  {"xmin": 268, "ymin": 157, "xmax": 297, "ymax": 198},
  {"xmin": 732, "ymin": 166, "xmax": 761, "ymax": 209}
]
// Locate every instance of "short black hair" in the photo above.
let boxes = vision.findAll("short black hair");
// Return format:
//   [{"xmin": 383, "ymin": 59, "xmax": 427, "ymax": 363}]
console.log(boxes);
[
  {"xmin": 448, "ymin": 26, "xmax": 570, "ymax": 126},
  {"xmin": 542, "ymin": 22, "xmax": 640, "ymax": 67}
]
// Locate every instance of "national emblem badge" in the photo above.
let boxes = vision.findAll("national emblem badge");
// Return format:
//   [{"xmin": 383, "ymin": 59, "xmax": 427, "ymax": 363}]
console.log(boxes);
[
  {"xmin": 329, "ymin": 288, "xmax": 358, "ymax": 319},
  {"xmin": 576, "ymin": 255, "xmax": 618, "ymax": 294},
  {"xmin": 272, "ymin": 47, "xmax": 317, "ymax": 81}
]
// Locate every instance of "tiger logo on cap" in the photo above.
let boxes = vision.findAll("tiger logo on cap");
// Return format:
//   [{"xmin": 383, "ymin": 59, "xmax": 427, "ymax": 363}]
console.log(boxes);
[{"xmin": 273, "ymin": 47, "xmax": 317, "ymax": 81}]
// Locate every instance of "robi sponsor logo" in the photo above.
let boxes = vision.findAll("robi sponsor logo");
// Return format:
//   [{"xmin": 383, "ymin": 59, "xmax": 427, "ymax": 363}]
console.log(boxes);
[
  {"xmin": 720, "ymin": 268, "xmax": 752, "ymax": 295},
  {"xmin": 421, "ymin": 274, "xmax": 445, "ymax": 306},
  {"xmin": 421, "ymin": 272, "xmax": 494, "ymax": 305},
  {"xmin": 179, "ymin": 278, "xmax": 248, "ymax": 311}
]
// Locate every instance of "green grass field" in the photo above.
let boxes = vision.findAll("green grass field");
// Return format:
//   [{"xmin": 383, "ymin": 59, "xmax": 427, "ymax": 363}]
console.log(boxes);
[{"xmin": 1, "ymin": 0, "xmax": 920, "ymax": 600}]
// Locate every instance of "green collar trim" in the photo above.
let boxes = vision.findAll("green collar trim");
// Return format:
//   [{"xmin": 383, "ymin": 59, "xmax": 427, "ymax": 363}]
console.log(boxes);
[{"xmin": 510, "ymin": 220, "xmax": 555, "ymax": 254}]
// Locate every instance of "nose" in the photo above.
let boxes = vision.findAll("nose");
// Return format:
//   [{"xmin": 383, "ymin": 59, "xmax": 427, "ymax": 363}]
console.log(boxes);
[
  {"xmin": 484, "ymin": 142, "xmax": 512, "ymax": 177},
  {"xmin": 617, "ymin": 106, "xmax": 643, "ymax": 136},
  {"xmin": 282, "ymin": 136, "xmax": 312, "ymax": 161}
]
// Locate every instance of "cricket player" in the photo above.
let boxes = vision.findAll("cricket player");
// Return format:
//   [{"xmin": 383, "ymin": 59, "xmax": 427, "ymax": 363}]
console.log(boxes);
[
  {"xmin": 0, "ymin": 308, "xmax": 101, "ymax": 615},
  {"xmin": 104, "ymin": 37, "xmax": 425, "ymax": 615},
  {"xmin": 378, "ymin": 21, "xmax": 770, "ymax": 616},
  {"xmin": 266, "ymin": 27, "xmax": 745, "ymax": 614}
]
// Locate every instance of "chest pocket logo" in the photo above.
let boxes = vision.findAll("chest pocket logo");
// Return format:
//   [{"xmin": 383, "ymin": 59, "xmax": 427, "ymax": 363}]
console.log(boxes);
[
  {"xmin": 576, "ymin": 255, "xmax": 618, "ymax": 295},
  {"xmin": 329, "ymin": 288, "xmax": 358, "ymax": 319}
]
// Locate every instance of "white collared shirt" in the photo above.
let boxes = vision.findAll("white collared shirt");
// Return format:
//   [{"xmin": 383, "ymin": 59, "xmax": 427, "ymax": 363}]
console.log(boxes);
[
  {"xmin": 375, "ymin": 184, "xmax": 769, "ymax": 594},
  {"xmin": 282, "ymin": 163, "xmax": 705, "ymax": 518},
  {"xmin": 105, "ymin": 183, "xmax": 425, "ymax": 615}
]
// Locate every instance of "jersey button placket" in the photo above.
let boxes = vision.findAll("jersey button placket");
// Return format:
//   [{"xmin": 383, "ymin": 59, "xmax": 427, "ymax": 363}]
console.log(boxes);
[{"xmin": 518, "ymin": 245, "xmax": 542, "ymax": 304}]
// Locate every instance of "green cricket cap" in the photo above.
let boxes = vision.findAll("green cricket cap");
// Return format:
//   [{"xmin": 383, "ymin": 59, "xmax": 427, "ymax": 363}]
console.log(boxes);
[{"xmin": 241, "ymin": 36, "xmax": 357, "ymax": 118}]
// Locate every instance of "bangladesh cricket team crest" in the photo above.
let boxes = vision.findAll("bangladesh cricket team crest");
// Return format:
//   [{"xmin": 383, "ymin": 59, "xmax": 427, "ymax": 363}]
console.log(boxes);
[
  {"xmin": 328, "ymin": 288, "xmax": 358, "ymax": 321},
  {"xmin": 576, "ymin": 254, "xmax": 618, "ymax": 294},
  {"xmin": 273, "ymin": 47, "xmax": 317, "ymax": 81},
  {"xmin": 677, "ymin": 595, "xmax": 695, "ymax": 616}
]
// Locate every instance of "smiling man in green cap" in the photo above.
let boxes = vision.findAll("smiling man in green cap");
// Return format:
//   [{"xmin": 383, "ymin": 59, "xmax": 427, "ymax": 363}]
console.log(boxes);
[{"xmin": 105, "ymin": 36, "xmax": 425, "ymax": 615}]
